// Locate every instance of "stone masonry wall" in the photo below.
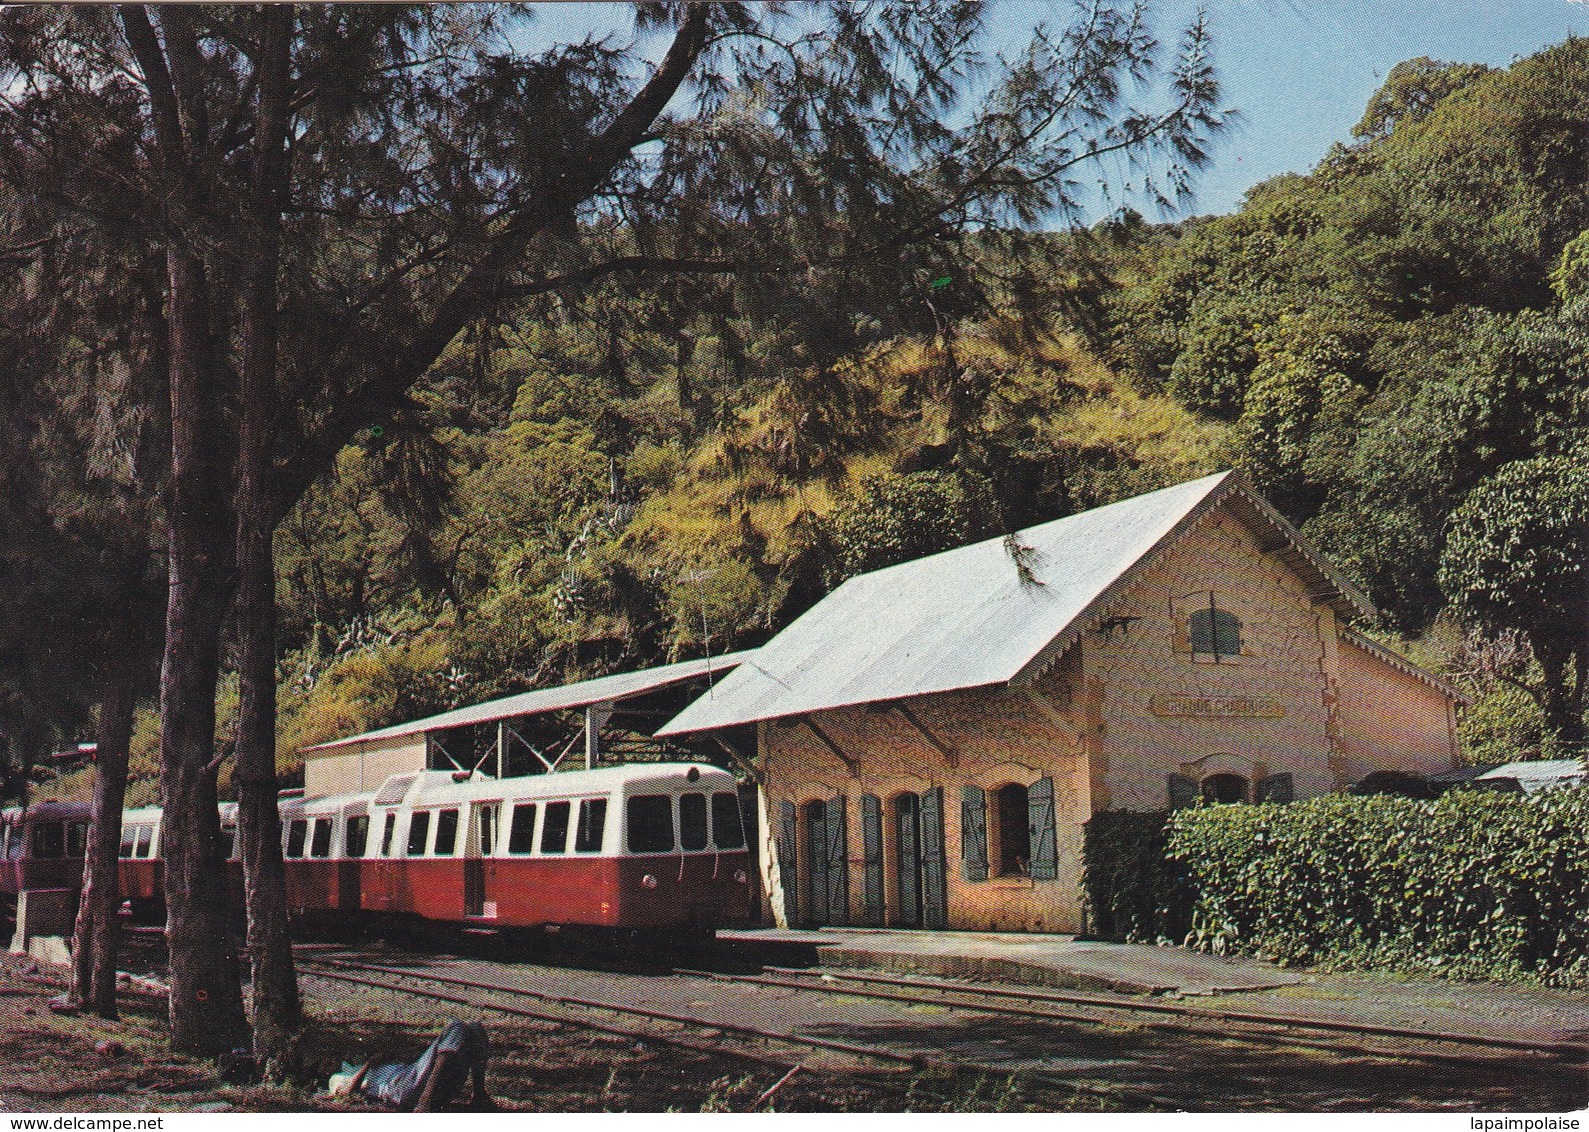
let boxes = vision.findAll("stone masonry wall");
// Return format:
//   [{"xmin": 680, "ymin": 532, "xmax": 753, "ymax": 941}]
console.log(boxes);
[
  {"xmin": 1078, "ymin": 504, "xmax": 1342, "ymax": 809},
  {"xmin": 758, "ymin": 659, "xmax": 1090, "ymax": 933}
]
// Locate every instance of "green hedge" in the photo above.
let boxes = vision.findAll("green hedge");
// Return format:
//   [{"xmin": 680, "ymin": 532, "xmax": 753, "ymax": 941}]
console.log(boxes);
[
  {"xmin": 1080, "ymin": 810, "xmax": 1193, "ymax": 944},
  {"xmin": 1163, "ymin": 788, "xmax": 1589, "ymax": 984}
]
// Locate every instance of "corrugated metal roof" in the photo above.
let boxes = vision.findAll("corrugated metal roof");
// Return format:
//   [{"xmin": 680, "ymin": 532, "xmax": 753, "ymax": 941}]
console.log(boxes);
[
  {"xmin": 659, "ymin": 471, "xmax": 1373, "ymax": 737},
  {"xmin": 303, "ymin": 651, "xmax": 754, "ymax": 755},
  {"xmin": 1476, "ymin": 759, "xmax": 1586, "ymax": 793}
]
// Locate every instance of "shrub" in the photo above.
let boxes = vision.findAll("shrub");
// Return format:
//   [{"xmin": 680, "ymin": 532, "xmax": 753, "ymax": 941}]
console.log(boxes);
[
  {"xmin": 1165, "ymin": 787, "xmax": 1589, "ymax": 984},
  {"xmin": 1081, "ymin": 810, "xmax": 1194, "ymax": 944}
]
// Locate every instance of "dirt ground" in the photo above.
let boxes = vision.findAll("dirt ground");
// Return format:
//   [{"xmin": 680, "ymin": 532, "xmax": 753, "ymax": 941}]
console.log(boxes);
[
  {"xmin": 0, "ymin": 954, "xmax": 1085, "ymax": 1113},
  {"xmin": 0, "ymin": 951, "xmax": 1583, "ymax": 1113}
]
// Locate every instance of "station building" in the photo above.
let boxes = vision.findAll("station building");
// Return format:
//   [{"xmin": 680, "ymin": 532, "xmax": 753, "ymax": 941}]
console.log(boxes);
[{"xmin": 657, "ymin": 471, "xmax": 1466, "ymax": 935}]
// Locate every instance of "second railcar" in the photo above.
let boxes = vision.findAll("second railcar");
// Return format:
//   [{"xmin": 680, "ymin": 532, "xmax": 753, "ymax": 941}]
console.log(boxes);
[{"xmin": 281, "ymin": 763, "xmax": 754, "ymax": 932}]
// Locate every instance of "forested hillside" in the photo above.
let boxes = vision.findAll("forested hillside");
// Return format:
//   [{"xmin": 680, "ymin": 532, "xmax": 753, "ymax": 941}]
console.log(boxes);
[{"xmin": 50, "ymin": 40, "xmax": 1589, "ymax": 806}]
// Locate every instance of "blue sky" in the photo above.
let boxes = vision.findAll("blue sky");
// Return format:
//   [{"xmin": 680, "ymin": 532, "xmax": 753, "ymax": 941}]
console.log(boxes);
[{"xmin": 523, "ymin": 1, "xmax": 1589, "ymax": 220}]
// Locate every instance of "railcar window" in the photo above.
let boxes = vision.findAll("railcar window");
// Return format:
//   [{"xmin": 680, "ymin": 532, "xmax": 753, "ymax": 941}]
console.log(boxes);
[
  {"xmin": 345, "ymin": 816, "xmax": 369, "ymax": 859},
  {"xmin": 406, "ymin": 811, "xmax": 431, "ymax": 856},
  {"xmin": 478, "ymin": 804, "xmax": 498, "ymax": 857},
  {"xmin": 507, "ymin": 804, "xmax": 537, "ymax": 854},
  {"xmin": 574, "ymin": 799, "xmax": 607, "ymax": 853},
  {"xmin": 218, "ymin": 826, "xmax": 237, "ymax": 862},
  {"xmin": 119, "ymin": 827, "xmax": 136, "ymax": 858},
  {"xmin": 540, "ymin": 801, "xmax": 571, "ymax": 854},
  {"xmin": 712, "ymin": 792, "xmax": 746, "ymax": 849},
  {"xmin": 310, "ymin": 818, "xmax": 333, "ymax": 859},
  {"xmin": 286, "ymin": 819, "xmax": 308, "ymax": 859},
  {"xmin": 67, "ymin": 820, "xmax": 89, "ymax": 858},
  {"xmin": 380, "ymin": 813, "xmax": 396, "ymax": 857},
  {"xmin": 7, "ymin": 824, "xmax": 22, "ymax": 861},
  {"xmin": 680, "ymin": 793, "xmax": 708, "ymax": 851},
  {"xmin": 434, "ymin": 809, "xmax": 460, "ymax": 856},
  {"xmin": 32, "ymin": 822, "xmax": 65, "ymax": 860},
  {"xmin": 134, "ymin": 825, "xmax": 154, "ymax": 859},
  {"xmin": 627, "ymin": 795, "xmax": 675, "ymax": 853}
]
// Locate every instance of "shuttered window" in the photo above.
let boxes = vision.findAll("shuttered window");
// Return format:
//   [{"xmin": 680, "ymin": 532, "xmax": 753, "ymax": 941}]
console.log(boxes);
[
  {"xmin": 961, "ymin": 785, "xmax": 988, "ymax": 882},
  {"xmin": 825, "ymin": 794, "xmax": 849, "ymax": 926},
  {"xmin": 1190, "ymin": 607, "xmax": 1241, "ymax": 657},
  {"xmin": 860, "ymin": 794, "xmax": 884, "ymax": 926},
  {"xmin": 1255, "ymin": 773, "xmax": 1294, "ymax": 804},
  {"xmin": 1167, "ymin": 774, "xmax": 1199, "ymax": 810},
  {"xmin": 1028, "ymin": 777, "xmax": 1058, "ymax": 881},
  {"xmin": 778, "ymin": 800, "xmax": 798, "ymax": 923},
  {"xmin": 921, "ymin": 787, "xmax": 948, "ymax": 929}
]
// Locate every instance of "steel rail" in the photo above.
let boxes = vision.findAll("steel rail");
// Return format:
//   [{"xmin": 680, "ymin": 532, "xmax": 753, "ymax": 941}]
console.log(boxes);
[
  {"xmin": 296, "ymin": 957, "xmax": 1175, "ymax": 1106},
  {"xmin": 678, "ymin": 965, "xmax": 1589, "ymax": 1068}
]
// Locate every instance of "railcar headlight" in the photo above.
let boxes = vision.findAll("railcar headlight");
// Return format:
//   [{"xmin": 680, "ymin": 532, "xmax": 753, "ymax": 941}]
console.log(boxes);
[
  {"xmin": 733, "ymin": 869, "xmax": 748, "ymax": 885},
  {"xmin": 640, "ymin": 873, "xmax": 659, "ymax": 889}
]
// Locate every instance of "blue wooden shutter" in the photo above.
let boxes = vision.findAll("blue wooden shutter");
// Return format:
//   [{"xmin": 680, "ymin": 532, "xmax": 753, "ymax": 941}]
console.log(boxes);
[
  {"xmin": 1255, "ymin": 773, "xmax": 1294, "ymax": 804},
  {"xmin": 778, "ymin": 800, "xmax": 798, "ymax": 924},
  {"xmin": 960, "ymin": 785, "xmax": 988, "ymax": 882},
  {"xmin": 1167, "ymin": 774, "xmax": 1198, "ymax": 810},
  {"xmin": 860, "ymin": 794, "xmax": 884, "ymax": 926},
  {"xmin": 1028, "ymin": 776, "xmax": 1058, "ymax": 881},
  {"xmin": 921, "ymin": 787, "xmax": 948, "ymax": 929},
  {"xmin": 826, "ymin": 794, "xmax": 849, "ymax": 926}
]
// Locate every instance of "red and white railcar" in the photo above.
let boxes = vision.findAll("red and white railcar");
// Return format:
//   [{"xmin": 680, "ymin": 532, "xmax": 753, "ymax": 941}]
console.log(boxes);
[
  {"xmin": 0, "ymin": 800, "xmax": 91, "ymax": 902},
  {"xmin": 282, "ymin": 762, "xmax": 754, "ymax": 932}
]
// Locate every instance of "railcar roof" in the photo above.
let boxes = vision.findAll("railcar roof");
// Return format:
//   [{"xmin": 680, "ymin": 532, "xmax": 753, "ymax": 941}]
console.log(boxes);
[{"xmin": 373, "ymin": 763, "xmax": 738, "ymax": 808}]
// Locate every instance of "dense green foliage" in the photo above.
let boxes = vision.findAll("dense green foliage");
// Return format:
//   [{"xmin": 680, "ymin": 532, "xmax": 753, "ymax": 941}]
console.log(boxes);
[
  {"xmin": 1080, "ymin": 810, "xmax": 1192, "ymax": 944},
  {"xmin": 1165, "ymin": 790, "xmax": 1589, "ymax": 986}
]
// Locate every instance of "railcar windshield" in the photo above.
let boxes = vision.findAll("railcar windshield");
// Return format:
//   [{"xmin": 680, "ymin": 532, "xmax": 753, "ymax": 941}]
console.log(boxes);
[
  {"xmin": 680, "ymin": 793, "xmax": 708, "ymax": 851},
  {"xmin": 67, "ymin": 820, "xmax": 88, "ymax": 858},
  {"xmin": 218, "ymin": 825, "xmax": 237, "ymax": 862},
  {"xmin": 626, "ymin": 795, "xmax": 674, "ymax": 853},
  {"xmin": 712, "ymin": 792, "xmax": 746, "ymax": 849},
  {"xmin": 32, "ymin": 821, "xmax": 64, "ymax": 859},
  {"xmin": 380, "ymin": 813, "xmax": 396, "ymax": 856},
  {"xmin": 134, "ymin": 825, "xmax": 154, "ymax": 859}
]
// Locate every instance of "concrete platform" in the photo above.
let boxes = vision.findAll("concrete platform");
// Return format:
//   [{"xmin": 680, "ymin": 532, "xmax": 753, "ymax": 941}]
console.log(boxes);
[{"xmin": 717, "ymin": 927, "xmax": 1306, "ymax": 996}]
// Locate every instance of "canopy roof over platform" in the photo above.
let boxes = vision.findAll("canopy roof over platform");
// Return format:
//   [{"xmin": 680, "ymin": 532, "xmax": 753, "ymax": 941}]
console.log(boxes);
[{"xmin": 304, "ymin": 650, "xmax": 754, "ymax": 756}]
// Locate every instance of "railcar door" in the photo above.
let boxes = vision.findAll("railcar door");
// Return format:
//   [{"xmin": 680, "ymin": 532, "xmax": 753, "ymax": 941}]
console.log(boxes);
[{"xmin": 464, "ymin": 802, "xmax": 499, "ymax": 919}]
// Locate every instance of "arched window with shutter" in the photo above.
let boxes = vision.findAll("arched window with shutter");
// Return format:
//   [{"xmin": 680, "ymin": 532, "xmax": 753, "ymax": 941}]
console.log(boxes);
[{"xmin": 1189, "ymin": 606, "xmax": 1241, "ymax": 658}]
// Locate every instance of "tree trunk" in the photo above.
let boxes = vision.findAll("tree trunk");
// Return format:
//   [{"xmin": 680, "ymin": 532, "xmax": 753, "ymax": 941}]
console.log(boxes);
[
  {"xmin": 159, "ymin": 243, "xmax": 249, "ymax": 1056},
  {"xmin": 233, "ymin": 4, "xmax": 300, "ymax": 1067},
  {"xmin": 70, "ymin": 636, "xmax": 137, "ymax": 1018}
]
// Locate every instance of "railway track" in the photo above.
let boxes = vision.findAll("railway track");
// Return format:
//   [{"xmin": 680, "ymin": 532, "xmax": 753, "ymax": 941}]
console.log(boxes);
[
  {"xmin": 296, "ymin": 951, "xmax": 1587, "ymax": 1103},
  {"xmin": 295, "ymin": 956, "xmax": 1184, "ymax": 1107},
  {"xmin": 673, "ymin": 964, "xmax": 1589, "ymax": 1069}
]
